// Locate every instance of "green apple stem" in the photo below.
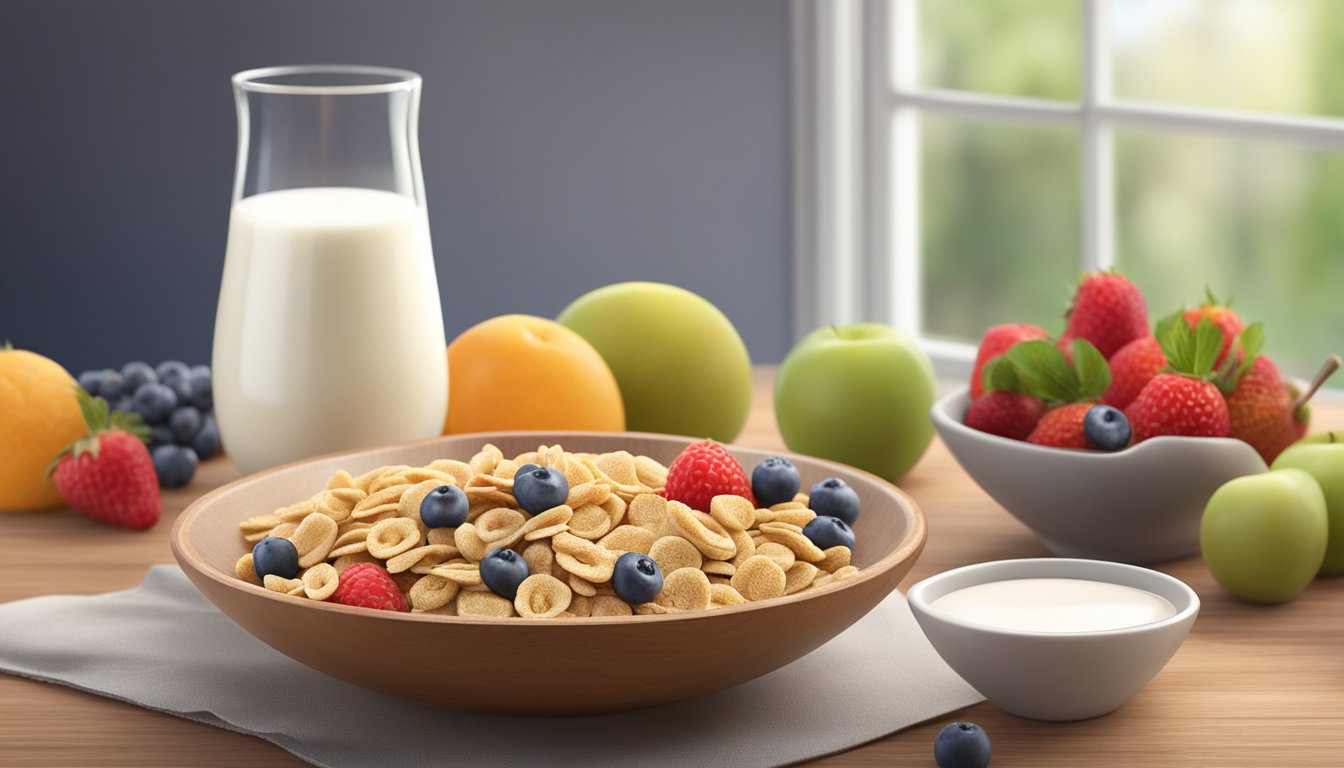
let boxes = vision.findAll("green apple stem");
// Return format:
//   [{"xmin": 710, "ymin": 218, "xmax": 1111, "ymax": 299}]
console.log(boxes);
[{"xmin": 1293, "ymin": 354, "xmax": 1342, "ymax": 412}]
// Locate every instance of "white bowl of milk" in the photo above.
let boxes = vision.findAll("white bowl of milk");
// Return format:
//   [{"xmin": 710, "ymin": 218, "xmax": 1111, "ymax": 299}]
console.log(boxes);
[{"xmin": 907, "ymin": 558, "xmax": 1199, "ymax": 721}]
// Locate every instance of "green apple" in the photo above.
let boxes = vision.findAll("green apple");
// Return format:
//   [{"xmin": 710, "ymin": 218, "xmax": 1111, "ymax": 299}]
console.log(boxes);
[
  {"xmin": 1200, "ymin": 469, "xmax": 1328, "ymax": 604},
  {"xmin": 1290, "ymin": 430, "xmax": 1344, "ymax": 446},
  {"xmin": 774, "ymin": 323, "xmax": 936, "ymax": 482},
  {"xmin": 556, "ymin": 282, "xmax": 753, "ymax": 442},
  {"xmin": 1272, "ymin": 442, "xmax": 1344, "ymax": 575}
]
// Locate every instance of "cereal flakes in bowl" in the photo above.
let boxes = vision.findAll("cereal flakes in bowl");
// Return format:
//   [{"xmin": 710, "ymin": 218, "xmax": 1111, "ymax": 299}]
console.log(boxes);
[{"xmin": 171, "ymin": 432, "xmax": 925, "ymax": 715}]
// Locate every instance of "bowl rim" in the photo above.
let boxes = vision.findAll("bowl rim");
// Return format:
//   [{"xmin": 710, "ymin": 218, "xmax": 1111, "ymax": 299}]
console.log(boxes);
[
  {"xmin": 931, "ymin": 387, "xmax": 1264, "ymax": 461},
  {"xmin": 906, "ymin": 557, "xmax": 1200, "ymax": 639},
  {"xmin": 171, "ymin": 429, "xmax": 927, "ymax": 628}
]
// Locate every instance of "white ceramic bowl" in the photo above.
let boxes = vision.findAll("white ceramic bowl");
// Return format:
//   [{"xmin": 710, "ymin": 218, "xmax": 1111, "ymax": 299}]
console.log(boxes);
[
  {"xmin": 930, "ymin": 388, "xmax": 1267, "ymax": 563},
  {"xmin": 907, "ymin": 558, "xmax": 1199, "ymax": 721}
]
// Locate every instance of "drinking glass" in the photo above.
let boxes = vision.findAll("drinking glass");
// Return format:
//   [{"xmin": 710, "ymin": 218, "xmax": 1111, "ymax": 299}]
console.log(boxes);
[{"xmin": 213, "ymin": 65, "xmax": 447, "ymax": 474}]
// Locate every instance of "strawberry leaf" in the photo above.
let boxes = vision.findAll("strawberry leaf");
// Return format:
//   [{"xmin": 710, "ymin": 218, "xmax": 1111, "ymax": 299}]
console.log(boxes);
[
  {"xmin": 982, "ymin": 356, "xmax": 1022, "ymax": 393},
  {"xmin": 1003, "ymin": 340, "xmax": 1079, "ymax": 403},
  {"xmin": 1157, "ymin": 313, "xmax": 1222, "ymax": 380},
  {"xmin": 1071, "ymin": 338, "xmax": 1111, "ymax": 399}
]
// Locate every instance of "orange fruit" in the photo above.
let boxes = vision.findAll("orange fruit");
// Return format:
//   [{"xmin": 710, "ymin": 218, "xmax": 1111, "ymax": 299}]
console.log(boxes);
[
  {"xmin": 445, "ymin": 315, "xmax": 624, "ymax": 434},
  {"xmin": 0, "ymin": 344, "xmax": 87, "ymax": 511}
]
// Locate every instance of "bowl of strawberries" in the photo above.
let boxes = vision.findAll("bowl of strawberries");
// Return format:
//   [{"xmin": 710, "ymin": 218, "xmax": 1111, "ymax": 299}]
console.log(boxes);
[{"xmin": 930, "ymin": 273, "xmax": 1332, "ymax": 564}]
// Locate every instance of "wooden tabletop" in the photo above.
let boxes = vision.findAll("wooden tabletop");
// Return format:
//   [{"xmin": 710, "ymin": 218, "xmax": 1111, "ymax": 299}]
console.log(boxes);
[{"xmin": 2, "ymin": 367, "xmax": 1342, "ymax": 766}]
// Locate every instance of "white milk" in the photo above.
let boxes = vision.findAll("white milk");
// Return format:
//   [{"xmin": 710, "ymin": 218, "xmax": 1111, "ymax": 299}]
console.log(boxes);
[
  {"xmin": 929, "ymin": 578, "xmax": 1178, "ymax": 633},
  {"xmin": 213, "ymin": 187, "xmax": 447, "ymax": 474}
]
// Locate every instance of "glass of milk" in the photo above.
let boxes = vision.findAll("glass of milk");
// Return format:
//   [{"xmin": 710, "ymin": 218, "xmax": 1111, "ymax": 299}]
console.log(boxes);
[{"xmin": 214, "ymin": 66, "xmax": 448, "ymax": 474}]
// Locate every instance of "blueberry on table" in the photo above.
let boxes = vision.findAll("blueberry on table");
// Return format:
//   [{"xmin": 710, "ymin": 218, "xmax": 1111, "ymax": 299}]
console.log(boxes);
[
  {"xmin": 167, "ymin": 376, "xmax": 194, "ymax": 406},
  {"xmin": 612, "ymin": 552, "xmax": 664, "ymax": 604},
  {"xmin": 802, "ymin": 515, "xmax": 855, "ymax": 550},
  {"xmin": 77, "ymin": 370, "xmax": 106, "ymax": 396},
  {"xmin": 252, "ymin": 536, "xmax": 300, "ymax": 580},
  {"xmin": 480, "ymin": 548, "xmax": 531, "ymax": 600},
  {"xmin": 169, "ymin": 406, "xmax": 203, "ymax": 444},
  {"xmin": 420, "ymin": 484, "xmax": 469, "ymax": 528},
  {"xmin": 156, "ymin": 360, "xmax": 191, "ymax": 384},
  {"xmin": 513, "ymin": 467, "xmax": 570, "ymax": 515},
  {"xmin": 148, "ymin": 424, "xmax": 175, "ymax": 447},
  {"xmin": 133, "ymin": 382, "xmax": 178, "ymax": 424},
  {"xmin": 152, "ymin": 444, "xmax": 198, "ymax": 489},
  {"xmin": 1084, "ymin": 404, "xmax": 1132, "ymax": 451},
  {"xmin": 110, "ymin": 396, "xmax": 135, "ymax": 415},
  {"xmin": 934, "ymin": 722, "xmax": 991, "ymax": 768},
  {"xmin": 751, "ymin": 456, "xmax": 801, "ymax": 507},
  {"xmin": 98, "ymin": 370, "xmax": 125, "ymax": 399},
  {"xmin": 190, "ymin": 368, "xmax": 213, "ymax": 411},
  {"xmin": 809, "ymin": 477, "xmax": 861, "ymax": 525},
  {"xmin": 121, "ymin": 361, "xmax": 157, "ymax": 391},
  {"xmin": 192, "ymin": 414, "xmax": 222, "ymax": 460}
]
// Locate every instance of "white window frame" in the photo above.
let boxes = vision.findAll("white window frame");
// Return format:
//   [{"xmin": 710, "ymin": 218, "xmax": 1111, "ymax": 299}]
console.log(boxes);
[{"xmin": 793, "ymin": 0, "xmax": 1344, "ymax": 380}]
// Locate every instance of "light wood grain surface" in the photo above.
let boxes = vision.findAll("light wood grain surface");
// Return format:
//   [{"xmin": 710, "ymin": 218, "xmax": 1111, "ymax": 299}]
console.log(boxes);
[{"xmin": 2, "ymin": 367, "xmax": 1342, "ymax": 767}]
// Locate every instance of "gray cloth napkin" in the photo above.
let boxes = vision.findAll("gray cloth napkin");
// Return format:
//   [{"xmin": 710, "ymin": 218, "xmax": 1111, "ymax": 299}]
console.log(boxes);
[{"xmin": 0, "ymin": 566, "xmax": 982, "ymax": 767}]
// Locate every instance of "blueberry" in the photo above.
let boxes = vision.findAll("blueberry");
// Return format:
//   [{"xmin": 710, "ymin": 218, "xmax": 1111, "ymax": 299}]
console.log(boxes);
[
  {"xmin": 612, "ymin": 551, "xmax": 664, "ymax": 604},
  {"xmin": 190, "ymin": 364, "xmax": 211, "ymax": 380},
  {"xmin": 252, "ymin": 536, "xmax": 299, "ymax": 580},
  {"xmin": 110, "ymin": 395, "xmax": 135, "ymax": 415},
  {"xmin": 479, "ymin": 548, "xmax": 531, "ymax": 600},
  {"xmin": 152, "ymin": 444, "xmax": 198, "ymax": 488},
  {"xmin": 419, "ymin": 484, "xmax": 468, "ymax": 528},
  {"xmin": 133, "ymin": 382, "xmax": 178, "ymax": 424},
  {"xmin": 190, "ymin": 368, "xmax": 213, "ymax": 411},
  {"xmin": 193, "ymin": 414, "xmax": 222, "ymax": 459},
  {"xmin": 1084, "ymin": 404, "xmax": 1131, "ymax": 451},
  {"xmin": 809, "ymin": 477, "xmax": 861, "ymax": 525},
  {"xmin": 169, "ymin": 406, "xmax": 203, "ymax": 444},
  {"xmin": 752, "ymin": 456, "xmax": 801, "ymax": 507},
  {"xmin": 934, "ymin": 722, "xmax": 991, "ymax": 768},
  {"xmin": 148, "ymin": 424, "xmax": 176, "ymax": 447},
  {"xmin": 121, "ymin": 361, "xmax": 157, "ymax": 391},
  {"xmin": 802, "ymin": 515, "xmax": 855, "ymax": 550},
  {"xmin": 156, "ymin": 360, "xmax": 191, "ymax": 384},
  {"xmin": 513, "ymin": 467, "xmax": 569, "ymax": 515},
  {"xmin": 515, "ymin": 462, "xmax": 541, "ymax": 477},
  {"xmin": 167, "ymin": 376, "xmax": 194, "ymax": 407},
  {"xmin": 98, "ymin": 370, "xmax": 125, "ymax": 399},
  {"xmin": 77, "ymin": 370, "xmax": 106, "ymax": 396}
]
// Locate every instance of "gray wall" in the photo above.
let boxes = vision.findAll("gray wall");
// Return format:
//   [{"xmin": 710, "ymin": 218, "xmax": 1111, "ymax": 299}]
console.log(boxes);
[{"xmin": 0, "ymin": 0, "xmax": 792, "ymax": 373}]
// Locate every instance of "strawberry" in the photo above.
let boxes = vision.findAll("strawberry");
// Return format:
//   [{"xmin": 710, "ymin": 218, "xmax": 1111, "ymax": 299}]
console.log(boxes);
[
  {"xmin": 1226, "ymin": 355, "xmax": 1301, "ymax": 463},
  {"xmin": 1063, "ymin": 271, "xmax": 1149, "ymax": 359},
  {"xmin": 969, "ymin": 324, "xmax": 1049, "ymax": 399},
  {"xmin": 1103, "ymin": 336, "xmax": 1166, "ymax": 410},
  {"xmin": 662, "ymin": 439, "xmax": 754, "ymax": 512},
  {"xmin": 1027, "ymin": 403, "xmax": 1094, "ymax": 449},
  {"xmin": 328, "ymin": 562, "xmax": 409, "ymax": 612},
  {"xmin": 1125, "ymin": 317, "xmax": 1236, "ymax": 442},
  {"xmin": 965, "ymin": 390, "xmax": 1046, "ymax": 440},
  {"xmin": 1183, "ymin": 291, "xmax": 1244, "ymax": 368},
  {"xmin": 49, "ymin": 388, "xmax": 159, "ymax": 529}
]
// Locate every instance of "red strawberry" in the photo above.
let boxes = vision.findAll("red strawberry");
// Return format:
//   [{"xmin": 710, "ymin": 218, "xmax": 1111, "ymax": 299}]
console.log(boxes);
[
  {"xmin": 1183, "ymin": 295, "xmax": 1244, "ymax": 368},
  {"xmin": 328, "ymin": 562, "xmax": 409, "ymax": 612},
  {"xmin": 966, "ymin": 391, "xmax": 1046, "ymax": 440},
  {"xmin": 1226, "ymin": 356, "xmax": 1302, "ymax": 463},
  {"xmin": 970, "ymin": 324, "xmax": 1049, "ymax": 399},
  {"xmin": 1126, "ymin": 374, "xmax": 1230, "ymax": 441},
  {"xmin": 1103, "ymin": 336, "xmax": 1166, "ymax": 410},
  {"xmin": 49, "ymin": 388, "xmax": 160, "ymax": 529},
  {"xmin": 662, "ymin": 439, "xmax": 754, "ymax": 512},
  {"xmin": 1063, "ymin": 271, "xmax": 1149, "ymax": 359},
  {"xmin": 1026, "ymin": 403, "xmax": 1094, "ymax": 449}
]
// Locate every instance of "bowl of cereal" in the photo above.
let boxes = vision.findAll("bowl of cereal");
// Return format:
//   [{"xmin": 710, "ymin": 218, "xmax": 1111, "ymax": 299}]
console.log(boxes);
[{"xmin": 171, "ymin": 432, "xmax": 926, "ymax": 715}]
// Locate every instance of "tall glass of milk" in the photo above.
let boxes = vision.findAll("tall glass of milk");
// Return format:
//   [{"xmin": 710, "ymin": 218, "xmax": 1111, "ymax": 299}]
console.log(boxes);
[{"xmin": 214, "ymin": 66, "xmax": 447, "ymax": 474}]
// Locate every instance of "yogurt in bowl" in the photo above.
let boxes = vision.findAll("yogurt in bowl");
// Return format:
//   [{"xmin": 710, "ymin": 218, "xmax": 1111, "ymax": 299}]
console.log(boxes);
[{"xmin": 907, "ymin": 558, "xmax": 1199, "ymax": 721}]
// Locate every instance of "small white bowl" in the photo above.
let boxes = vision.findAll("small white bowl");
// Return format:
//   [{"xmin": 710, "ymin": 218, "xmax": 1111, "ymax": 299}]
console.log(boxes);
[
  {"xmin": 930, "ymin": 388, "xmax": 1267, "ymax": 563},
  {"xmin": 907, "ymin": 558, "xmax": 1199, "ymax": 721}
]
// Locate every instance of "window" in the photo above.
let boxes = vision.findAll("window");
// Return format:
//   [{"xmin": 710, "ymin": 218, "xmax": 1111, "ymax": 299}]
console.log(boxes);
[{"xmin": 795, "ymin": 0, "xmax": 1344, "ymax": 382}]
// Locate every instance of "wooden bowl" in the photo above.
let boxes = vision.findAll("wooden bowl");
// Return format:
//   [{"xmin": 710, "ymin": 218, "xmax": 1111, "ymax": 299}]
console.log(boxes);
[{"xmin": 171, "ymin": 431, "xmax": 926, "ymax": 716}]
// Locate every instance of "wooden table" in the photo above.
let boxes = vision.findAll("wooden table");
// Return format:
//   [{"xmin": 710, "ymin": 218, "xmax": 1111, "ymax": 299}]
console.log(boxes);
[{"xmin": 2, "ymin": 368, "xmax": 1342, "ymax": 766}]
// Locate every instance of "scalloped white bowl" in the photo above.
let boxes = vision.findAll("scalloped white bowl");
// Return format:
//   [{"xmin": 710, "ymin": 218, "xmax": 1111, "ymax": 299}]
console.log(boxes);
[{"xmin": 930, "ymin": 389, "xmax": 1268, "ymax": 563}]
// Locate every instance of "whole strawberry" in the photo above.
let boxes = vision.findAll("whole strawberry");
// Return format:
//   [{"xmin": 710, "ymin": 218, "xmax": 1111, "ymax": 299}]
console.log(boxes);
[
  {"xmin": 663, "ymin": 439, "xmax": 755, "ymax": 512},
  {"xmin": 1027, "ymin": 403, "xmax": 1094, "ymax": 449},
  {"xmin": 1103, "ymin": 336, "xmax": 1166, "ymax": 410},
  {"xmin": 1226, "ymin": 355, "xmax": 1302, "ymax": 463},
  {"xmin": 969, "ymin": 323, "xmax": 1048, "ymax": 399},
  {"xmin": 49, "ymin": 388, "xmax": 160, "ymax": 529},
  {"xmin": 328, "ymin": 562, "xmax": 409, "ymax": 612},
  {"xmin": 966, "ymin": 391, "xmax": 1045, "ymax": 440},
  {"xmin": 1183, "ymin": 291, "xmax": 1244, "ymax": 368},
  {"xmin": 1063, "ymin": 271, "xmax": 1149, "ymax": 359},
  {"xmin": 1125, "ymin": 317, "xmax": 1233, "ymax": 442}
]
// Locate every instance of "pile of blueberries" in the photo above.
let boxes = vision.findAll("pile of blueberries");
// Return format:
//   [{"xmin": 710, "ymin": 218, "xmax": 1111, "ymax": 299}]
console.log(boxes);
[{"xmin": 77, "ymin": 361, "xmax": 221, "ymax": 489}]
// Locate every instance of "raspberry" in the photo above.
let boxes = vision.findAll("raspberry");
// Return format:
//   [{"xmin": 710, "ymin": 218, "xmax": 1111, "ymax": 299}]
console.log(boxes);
[
  {"xmin": 327, "ymin": 563, "xmax": 408, "ymax": 612},
  {"xmin": 662, "ymin": 439, "xmax": 755, "ymax": 513}
]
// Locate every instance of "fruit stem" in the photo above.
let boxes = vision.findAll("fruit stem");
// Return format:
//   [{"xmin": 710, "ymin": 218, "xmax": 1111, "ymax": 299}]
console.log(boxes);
[{"xmin": 1293, "ymin": 354, "xmax": 1342, "ymax": 411}]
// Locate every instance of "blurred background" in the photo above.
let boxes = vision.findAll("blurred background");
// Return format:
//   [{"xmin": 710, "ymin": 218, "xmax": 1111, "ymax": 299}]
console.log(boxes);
[{"xmin": 2, "ymin": 0, "xmax": 1340, "ymax": 379}]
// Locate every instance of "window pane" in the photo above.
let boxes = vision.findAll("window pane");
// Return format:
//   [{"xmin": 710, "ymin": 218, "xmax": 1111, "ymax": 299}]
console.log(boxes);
[
  {"xmin": 922, "ymin": 115, "xmax": 1081, "ymax": 342},
  {"xmin": 1115, "ymin": 129, "xmax": 1344, "ymax": 379},
  {"xmin": 920, "ymin": 0, "xmax": 1081, "ymax": 101},
  {"xmin": 1112, "ymin": 0, "xmax": 1344, "ymax": 118}
]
